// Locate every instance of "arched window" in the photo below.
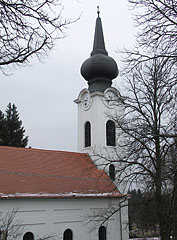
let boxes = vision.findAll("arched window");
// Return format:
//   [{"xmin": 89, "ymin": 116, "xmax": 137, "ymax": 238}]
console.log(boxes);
[
  {"xmin": 106, "ymin": 120, "xmax": 115, "ymax": 146},
  {"xmin": 23, "ymin": 232, "xmax": 34, "ymax": 240},
  {"xmin": 109, "ymin": 164, "xmax": 115, "ymax": 181},
  {"xmin": 63, "ymin": 229, "xmax": 73, "ymax": 240},
  {"xmin": 85, "ymin": 121, "xmax": 91, "ymax": 147},
  {"xmin": 98, "ymin": 226, "xmax": 106, "ymax": 240}
]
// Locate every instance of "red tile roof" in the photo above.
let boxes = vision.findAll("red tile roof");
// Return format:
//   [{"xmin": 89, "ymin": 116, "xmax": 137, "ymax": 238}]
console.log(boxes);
[{"xmin": 0, "ymin": 146, "xmax": 122, "ymax": 199}]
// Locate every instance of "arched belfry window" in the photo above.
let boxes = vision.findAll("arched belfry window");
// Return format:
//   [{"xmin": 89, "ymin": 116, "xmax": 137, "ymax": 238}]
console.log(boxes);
[
  {"xmin": 106, "ymin": 120, "xmax": 116, "ymax": 146},
  {"xmin": 63, "ymin": 229, "xmax": 73, "ymax": 240},
  {"xmin": 23, "ymin": 232, "xmax": 34, "ymax": 240},
  {"xmin": 109, "ymin": 164, "xmax": 115, "ymax": 181},
  {"xmin": 85, "ymin": 121, "xmax": 91, "ymax": 147},
  {"xmin": 98, "ymin": 226, "xmax": 106, "ymax": 240}
]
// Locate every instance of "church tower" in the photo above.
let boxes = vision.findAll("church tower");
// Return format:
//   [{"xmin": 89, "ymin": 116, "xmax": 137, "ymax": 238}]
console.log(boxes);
[{"xmin": 75, "ymin": 9, "xmax": 124, "ymax": 179}]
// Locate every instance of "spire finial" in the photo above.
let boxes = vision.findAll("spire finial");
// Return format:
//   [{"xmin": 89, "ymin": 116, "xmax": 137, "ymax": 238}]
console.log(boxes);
[
  {"xmin": 91, "ymin": 6, "xmax": 107, "ymax": 56},
  {"xmin": 97, "ymin": 6, "xmax": 100, "ymax": 17}
]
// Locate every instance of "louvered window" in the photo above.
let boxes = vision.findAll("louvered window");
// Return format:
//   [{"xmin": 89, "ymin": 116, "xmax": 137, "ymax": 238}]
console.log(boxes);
[
  {"xmin": 85, "ymin": 121, "xmax": 91, "ymax": 147},
  {"xmin": 106, "ymin": 120, "xmax": 115, "ymax": 146}
]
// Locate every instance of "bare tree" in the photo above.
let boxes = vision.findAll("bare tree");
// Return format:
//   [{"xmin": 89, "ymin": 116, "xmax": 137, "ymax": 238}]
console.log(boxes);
[
  {"xmin": 95, "ymin": 57, "xmax": 176, "ymax": 240},
  {"xmin": 119, "ymin": 58, "xmax": 176, "ymax": 240},
  {"xmin": 111, "ymin": 1, "xmax": 177, "ymax": 238},
  {"xmin": 0, "ymin": 209, "xmax": 57, "ymax": 240},
  {"xmin": 129, "ymin": 0, "xmax": 177, "ymax": 56},
  {"xmin": 121, "ymin": 0, "xmax": 177, "ymax": 73},
  {"xmin": 0, "ymin": 209, "xmax": 23, "ymax": 240},
  {"xmin": 83, "ymin": 197, "xmax": 128, "ymax": 232},
  {"xmin": 0, "ymin": 0, "xmax": 72, "ymax": 73}
]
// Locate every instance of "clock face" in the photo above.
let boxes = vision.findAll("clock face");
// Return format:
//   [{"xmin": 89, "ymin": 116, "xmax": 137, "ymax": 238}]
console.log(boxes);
[
  {"xmin": 104, "ymin": 91, "xmax": 118, "ymax": 108},
  {"xmin": 82, "ymin": 92, "xmax": 91, "ymax": 110}
]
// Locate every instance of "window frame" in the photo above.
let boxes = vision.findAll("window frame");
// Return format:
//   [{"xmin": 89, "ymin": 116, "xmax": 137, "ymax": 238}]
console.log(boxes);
[
  {"xmin": 85, "ymin": 121, "xmax": 91, "ymax": 147},
  {"xmin": 106, "ymin": 120, "xmax": 116, "ymax": 146}
]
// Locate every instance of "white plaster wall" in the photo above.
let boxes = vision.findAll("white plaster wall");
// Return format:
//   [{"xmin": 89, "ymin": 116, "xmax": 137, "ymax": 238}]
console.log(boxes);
[
  {"xmin": 0, "ymin": 197, "xmax": 129, "ymax": 240},
  {"xmin": 76, "ymin": 90, "xmax": 106, "ymax": 152},
  {"xmin": 76, "ymin": 88, "xmax": 124, "ymax": 154},
  {"xmin": 75, "ymin": 88, "xmax": 126, "ymax": 190}
]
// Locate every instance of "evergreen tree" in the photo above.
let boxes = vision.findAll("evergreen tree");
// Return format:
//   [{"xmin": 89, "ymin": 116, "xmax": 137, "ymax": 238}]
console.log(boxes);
[
  {"xmin": 0, "ymin": 110, "xmax": 5, "ymax": 145},
  {"xmin": 0, "ymin": 103, "xmax": 28, "ymax": 147}
]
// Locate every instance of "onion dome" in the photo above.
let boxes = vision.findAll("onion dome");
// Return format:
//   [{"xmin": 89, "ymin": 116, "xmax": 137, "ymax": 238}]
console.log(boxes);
[{"xmin": 81, "ymin": 7, "xmax": 118, "ymax": 93}]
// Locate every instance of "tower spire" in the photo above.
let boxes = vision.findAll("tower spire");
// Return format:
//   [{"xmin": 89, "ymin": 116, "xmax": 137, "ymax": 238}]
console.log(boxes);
[
  {"xmin": 91, "ymin": 7, "xmax": 108, "ymax": 56},
  {"xmin": 80, "ymin": 8, "xmax": 118, "ymax": 93}
]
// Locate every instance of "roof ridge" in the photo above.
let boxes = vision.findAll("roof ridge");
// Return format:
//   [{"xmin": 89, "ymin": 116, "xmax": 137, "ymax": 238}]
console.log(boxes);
[{"xmin": 0, "ymin": 146, "xmax": 88, "ymax": 156}]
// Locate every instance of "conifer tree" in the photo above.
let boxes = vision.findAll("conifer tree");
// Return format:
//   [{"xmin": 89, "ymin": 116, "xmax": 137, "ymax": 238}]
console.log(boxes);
[
  {"xmin": 0, "ymin": 110, "xmax": 5, "ymax": 145},
  {"xmin": 0, "ymin": 103, "xmax": 28, "ymax": 147}
]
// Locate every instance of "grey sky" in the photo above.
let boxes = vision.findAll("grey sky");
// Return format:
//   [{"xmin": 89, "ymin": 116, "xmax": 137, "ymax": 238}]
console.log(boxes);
[{"xmin": 0, "ymin": 0, "xmax": 135, "ymax": 152}]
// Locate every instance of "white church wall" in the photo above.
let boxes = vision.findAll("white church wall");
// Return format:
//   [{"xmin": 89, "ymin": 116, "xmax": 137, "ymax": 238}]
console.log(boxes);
[
  {"xmin": 75, "ymin": 87, "xmax": 127, "ymax": 194},
  {"xmin": 0, "ymin": 197, "xmax": 129, "ymax": 240},
  {"xmin": 76, "ymin": 88, "xmax": 124, "ymax": 154}
]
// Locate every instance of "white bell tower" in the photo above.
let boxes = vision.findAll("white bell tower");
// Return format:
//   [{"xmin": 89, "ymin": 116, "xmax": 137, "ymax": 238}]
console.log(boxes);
[
  {"xmin": 75, "ymin": 88, "xmax": 124, "ymax": 154},
  {"xmin": 74, "ymin": 9, "xmax": 125, "ymax": 187}
]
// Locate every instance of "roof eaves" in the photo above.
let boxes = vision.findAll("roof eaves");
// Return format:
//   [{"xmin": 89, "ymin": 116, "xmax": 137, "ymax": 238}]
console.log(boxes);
[{"xmin": 0, "ymin": 192, "xmax": 125, "ymax": 200}]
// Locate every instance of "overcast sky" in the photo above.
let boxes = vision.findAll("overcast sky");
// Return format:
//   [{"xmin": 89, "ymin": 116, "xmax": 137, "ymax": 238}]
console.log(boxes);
[{"xmin": 0, "ymin": 0, "xmax": 136, "ymax": 152}]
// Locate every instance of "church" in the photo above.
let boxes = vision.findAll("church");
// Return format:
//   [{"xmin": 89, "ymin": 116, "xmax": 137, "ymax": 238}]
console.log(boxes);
[{"xmin": 0, "ymin": 10, "xmax": 129, "ymax": 240}]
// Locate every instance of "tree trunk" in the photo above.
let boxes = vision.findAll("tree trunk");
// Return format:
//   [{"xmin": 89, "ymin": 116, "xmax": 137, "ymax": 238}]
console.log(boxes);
[
  {"xmin": 156, "ymin": 195, "xmax": 171, "ymax": 240},
  {"xmin": 172, "ymin": 171, "xmax": 177, "ymax": 239},
  {"xmin": 154, "ymin": 133, "xmax": 171, "ymax": 240}
]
